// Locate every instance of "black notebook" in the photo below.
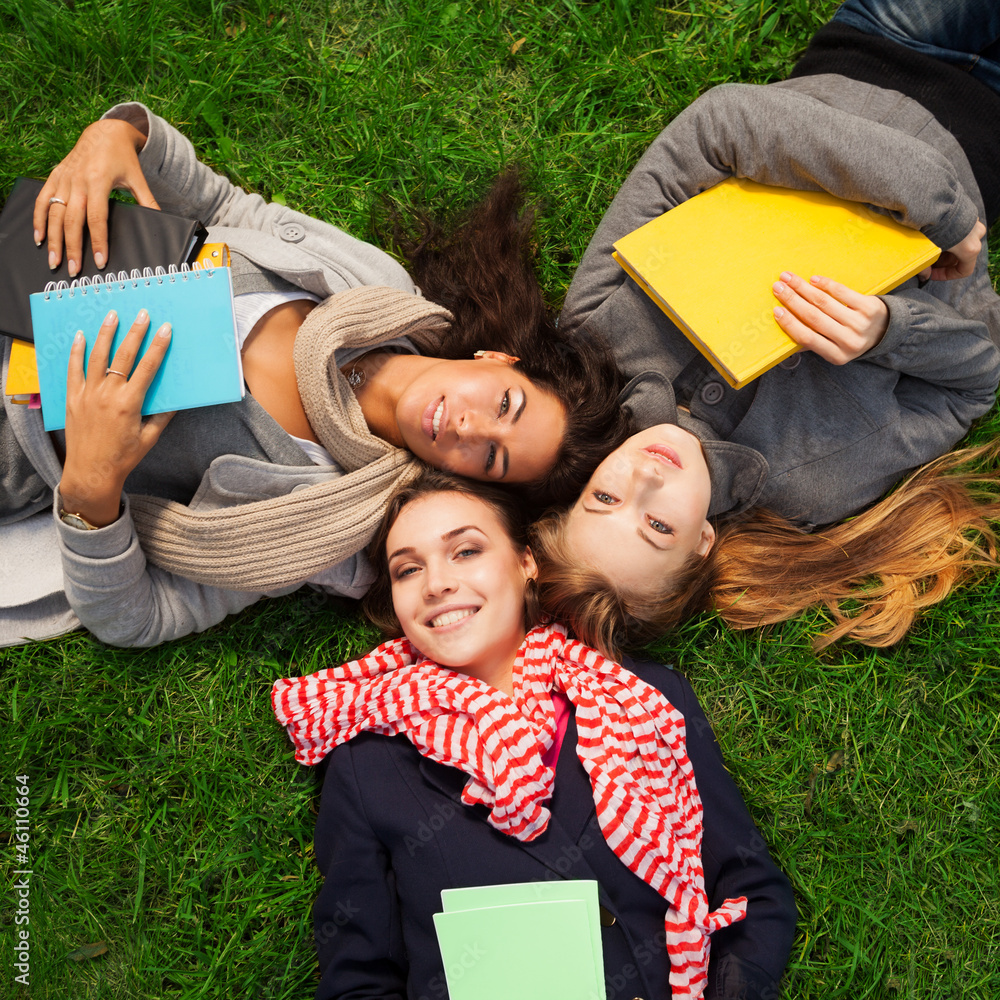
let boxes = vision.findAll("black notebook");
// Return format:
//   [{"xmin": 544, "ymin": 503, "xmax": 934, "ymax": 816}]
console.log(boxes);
[{"xmin": 0, "ymin": 177, "xmax": 207, "ymax": 343}]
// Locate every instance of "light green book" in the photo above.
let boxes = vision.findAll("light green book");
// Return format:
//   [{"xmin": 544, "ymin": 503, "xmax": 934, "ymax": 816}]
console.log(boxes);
[{"xmin": 433, "ymin": 880, "xmax": 606, "ymax": 1000}]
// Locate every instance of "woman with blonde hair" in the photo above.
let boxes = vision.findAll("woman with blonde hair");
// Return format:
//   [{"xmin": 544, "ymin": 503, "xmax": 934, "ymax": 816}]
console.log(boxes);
[{"xmin": 534, "ymin": 0, "xmax": 1000, "ymax": 655}]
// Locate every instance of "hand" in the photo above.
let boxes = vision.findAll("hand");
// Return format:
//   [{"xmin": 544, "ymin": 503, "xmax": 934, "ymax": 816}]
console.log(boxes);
[
  {"xmin": 33, "ymin": 119, "xmax": 160, "ymax": 278},
  {"xmin": 918, "ymin": 219, "xmax": 986, "ymax": 282},
  {"xmin": 59, "ymin": 309, "xmax": 175, "ymax": 527},
  {"xmin": 772, "ymin": 272, "xmax": 889, "ymax": 365}
]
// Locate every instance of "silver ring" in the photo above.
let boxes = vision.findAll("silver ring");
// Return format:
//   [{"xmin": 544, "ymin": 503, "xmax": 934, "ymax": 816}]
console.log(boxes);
[
  {"xmin": 105, "ymin": 368, "xmax": 129, "ymax": 379},
  {"xmin": 48, "ymin": 196, "xmax": 67, "ymax": 206}
]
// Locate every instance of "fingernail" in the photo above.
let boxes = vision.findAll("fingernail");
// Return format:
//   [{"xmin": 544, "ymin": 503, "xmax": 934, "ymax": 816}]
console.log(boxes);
[
  {"xmin": 156, "ymin": 323, "xmax": 172, "ymax": 339},
  {"xmin": 773, "ymin": 281, "xmax": 786, "ymax": 294},
  {"xmin": 95, "ymin": 251, "xmax": 106, "ymax": 269},
  {"xmin": 68, "ymin": 259, "xmax": 79, "ymax": 277},
  {"xmin": 48, "ymin": 251, "xmax": 57, "ymax": 269},
  {"xmin": 74, "ymin": 330, "xmax": 84, "ymax": 345},
  {"xmin": 34, "ymin": 230, "xmax": 42, "ymax": 246},
  {"xmin": 137, "ymin": 309, "xmax": 149, "ymax": 323},
  {"xmin": 105, "ymin": 310, "xmax": 117, "ymax": 325},
  {"xmin": 779, "ymin": 271, "xmax": 792, "ymax": 282},
  {"xmin": 774, "ymin": 307, "xmax": 785, "ymax": 319},
  {"xmin": 810, "ymin": 276, "xmax": 822, "ymax": 284}
]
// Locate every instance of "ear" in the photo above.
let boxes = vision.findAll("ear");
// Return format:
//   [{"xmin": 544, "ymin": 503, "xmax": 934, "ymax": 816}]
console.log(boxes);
[
  {"xmin": 473, "ymin": 349, "xmax": 520, "ymax": 365},
  {"xmin": 694, "ymin": 521, "xmax": 716, "ymax": 558},
  {"xmin": 521, "ymin": 545, "xmax": 539, "ymax": 581}
]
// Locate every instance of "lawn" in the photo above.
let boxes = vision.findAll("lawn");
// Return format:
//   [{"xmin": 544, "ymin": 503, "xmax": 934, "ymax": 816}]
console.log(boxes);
[{"xmin": 1, "ymin": 1, "xmax": 998, "ymax": 998}]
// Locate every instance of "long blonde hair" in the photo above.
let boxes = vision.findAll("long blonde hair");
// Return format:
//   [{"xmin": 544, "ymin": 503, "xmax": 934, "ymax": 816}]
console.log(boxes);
[{"xmin": 532, "ymin": 443, "xmax": 1000, "ymax": 656}]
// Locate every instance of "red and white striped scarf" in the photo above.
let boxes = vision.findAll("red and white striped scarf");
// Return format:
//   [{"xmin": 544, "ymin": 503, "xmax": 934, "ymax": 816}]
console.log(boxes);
[{"xmin": 272, "ymin": 623, "xmax": 746, "ymax": 999}]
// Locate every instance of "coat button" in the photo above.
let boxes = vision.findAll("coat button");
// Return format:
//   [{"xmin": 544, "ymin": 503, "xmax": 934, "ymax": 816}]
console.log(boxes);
[
  {"xmin": 700, "ymin": 380, "xmax": 725, "ymax": 405},
  {"xmin": 779, "ymin": 353, "xmax": 801, "ymax": 370},
  {"xmin": 279, "ymin": 222, "xmax": 306, "ymax": 243}
]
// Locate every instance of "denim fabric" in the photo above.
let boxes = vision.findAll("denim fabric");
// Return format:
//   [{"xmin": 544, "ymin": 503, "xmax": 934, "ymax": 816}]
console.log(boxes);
[{"xmin": 834, "ymin": 0, "xmax": 1000, "ymax": 93}]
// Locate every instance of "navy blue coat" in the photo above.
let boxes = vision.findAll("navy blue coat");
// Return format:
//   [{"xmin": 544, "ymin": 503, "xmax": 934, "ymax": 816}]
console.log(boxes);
[{"xmin": 312, "ymin": 660, "xmax": 796, "ymax": 1000}]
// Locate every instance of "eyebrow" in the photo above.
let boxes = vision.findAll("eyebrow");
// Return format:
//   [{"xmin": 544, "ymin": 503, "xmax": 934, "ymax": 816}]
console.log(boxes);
[
  {"xmin": 636, "ymin": 527, "xmax": 667, "ymax": 551},
  {"xmin": 387, "ymin": 525, "xmax": 483, "ymax": 563},
  {"xmin": 496, "ymin": 392, "xmax": 525, "ymax": 481}
]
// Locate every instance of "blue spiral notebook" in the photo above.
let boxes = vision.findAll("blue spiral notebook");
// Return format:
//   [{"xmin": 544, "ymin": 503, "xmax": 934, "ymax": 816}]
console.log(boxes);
[{"xmin": 29, "ymin": 263, "xmax": 243, "ymax": 431}]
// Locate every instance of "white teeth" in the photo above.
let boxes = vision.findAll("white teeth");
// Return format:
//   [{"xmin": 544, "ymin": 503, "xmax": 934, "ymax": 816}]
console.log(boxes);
[
  {"xmin": 429, "ymin": 608, "xmax": 476, "ymax": 628},
  {"xmin": 432, "ymin": 400, "xmax": 444, "ymax": 438}
]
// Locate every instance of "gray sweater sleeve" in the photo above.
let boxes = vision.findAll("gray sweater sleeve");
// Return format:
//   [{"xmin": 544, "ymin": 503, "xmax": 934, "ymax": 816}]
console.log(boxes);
[
  {"xmin": 54, "ymin": 490, "xmax": 298, "ymax": 647},
  {"xmin": 102, "ymin": 102, "xmax": 415, "ymax": 293},
  {"xmin": 561, "ymin": 82, "xmax": 980, "ymax": 333}
]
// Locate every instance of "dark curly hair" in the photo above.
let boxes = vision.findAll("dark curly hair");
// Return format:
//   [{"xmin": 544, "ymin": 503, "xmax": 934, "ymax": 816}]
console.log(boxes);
[{"xmin": 379, "ymin": 170, "xmax": 633, "ymax": 509}]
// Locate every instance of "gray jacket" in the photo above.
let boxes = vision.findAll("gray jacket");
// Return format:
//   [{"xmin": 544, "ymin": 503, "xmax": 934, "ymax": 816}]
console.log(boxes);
[
  {"xmin": 561, "ymin": 78, "xmax": 1000, "ymax": 526},
  {"xmin": 2, "ymin": 102, "xmax": 417, "ymax": 648}
]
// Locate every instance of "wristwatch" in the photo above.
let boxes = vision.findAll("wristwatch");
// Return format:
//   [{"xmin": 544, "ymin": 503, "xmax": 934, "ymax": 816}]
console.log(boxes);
[{"xmin": 59, "ymin": 509, "xmax": 102, "ymax": 531}]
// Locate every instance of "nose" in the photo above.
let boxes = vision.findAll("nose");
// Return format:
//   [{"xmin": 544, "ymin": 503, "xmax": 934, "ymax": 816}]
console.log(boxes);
[
  {"xmin": 636, "ymin": 459, "xmax": 664, "ymax": 486},
  {"xmin": 422, "ymin": 557, "xmax": 457, "ymax": 600},
  {"xmin": 456, "ymin": 408, "xmax": 489, "ymax": 445}
]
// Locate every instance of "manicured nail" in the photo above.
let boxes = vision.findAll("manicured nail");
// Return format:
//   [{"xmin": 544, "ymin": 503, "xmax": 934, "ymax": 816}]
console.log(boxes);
[
  {"xmin": 137, "ymin": 309, "xmax": 149, "ymax": 323},
  {"xmin": 774, "ymin": 307, "xmax": 785, "ymax": 319},
  {"xmin": 104, "ymin": 310, "xmax": 118, "ymax": 325},
  {"xmin": 773, "ymin": 281, "xmax": 786, "ymax": 294},
  {"xmin": 94, "ymin": 251, "xmax": 106, "ymax": 269},
  {"xmin": 810, "ymin": 275, "xmax": 822, "ymax": 284},
  {"xmin": 48, "ymin": 251, "xmax": 57, "ymax": 269},
  {"xmin": 74, "ymin": 330, "xmax": 84, "ymax": 345},
  {"xmin": 779, "ymin": 271, "xmax": 792, "ymax": 282},
  {"xmin": 34, "ymin": 229, "xmax": 42, "ymax": 246},
  {"xmin": 156, "ymin": 323, "xmax": 172, "ymax": 339},
  {"xmin": 68, "ymin": 258, "xmax": 79, "ymax": 277}
]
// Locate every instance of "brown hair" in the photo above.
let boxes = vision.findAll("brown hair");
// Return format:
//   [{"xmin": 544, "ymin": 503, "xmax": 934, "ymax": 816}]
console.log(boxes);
[
  {"xmin": 532, "ymin": 442, "xmax": 1000, "ymax": 656},
  {"xmin": 378, "ymin": 169, "xmax": 633, "ymax": 509},
  {"xmin": 363, "ymin": 469, "xmax": 542, "ymax": 638}
]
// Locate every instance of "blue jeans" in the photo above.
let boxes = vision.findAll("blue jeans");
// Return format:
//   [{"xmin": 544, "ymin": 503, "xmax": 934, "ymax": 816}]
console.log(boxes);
[{"xmin": 833, "ymin": 0, "xmax": 1000, "ymax": 94}]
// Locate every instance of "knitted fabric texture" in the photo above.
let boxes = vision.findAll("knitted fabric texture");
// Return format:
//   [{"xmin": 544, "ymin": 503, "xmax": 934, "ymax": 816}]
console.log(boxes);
[
  {"xmin": 128, "ymin": 286, "xmax": 453, "ymax": 590},
  {"xmin": 272, "ymin": 622, "xmax": 747, "ymax": 1000}
]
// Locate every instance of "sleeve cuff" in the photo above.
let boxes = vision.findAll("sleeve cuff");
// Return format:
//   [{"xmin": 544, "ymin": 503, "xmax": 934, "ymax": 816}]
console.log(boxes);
[
  {"xmin": 54, "ymin": 487, "xmax": 134, "ymax": 559},
  {"xmin": 100, "ymin": 102, "xmax": 151, "ymax": 138}
]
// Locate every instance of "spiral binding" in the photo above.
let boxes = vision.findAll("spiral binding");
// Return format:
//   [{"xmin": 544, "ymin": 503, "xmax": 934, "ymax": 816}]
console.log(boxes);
[{"xmin": 42, "ymin": 260, "xmax": 216, "ymax": 300}]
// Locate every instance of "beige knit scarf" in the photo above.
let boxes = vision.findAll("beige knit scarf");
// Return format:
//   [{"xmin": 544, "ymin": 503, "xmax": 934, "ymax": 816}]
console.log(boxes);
[{"xmin": 129, "ymin": 286, "xmax": 453, "ymax": 591}]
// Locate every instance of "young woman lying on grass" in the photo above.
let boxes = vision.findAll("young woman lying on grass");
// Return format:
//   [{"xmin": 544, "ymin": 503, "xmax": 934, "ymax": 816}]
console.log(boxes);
[
  {"xmin": 0, "ymin": 110, "xmax": 628, "ymax": 648},
  {"xmin": 272, "ymin": 471, "xmax": 796, "ymax": 1000},
  {"xmin": 533, "ymin": 0, "xmax": 1000, "ymax": 654}
]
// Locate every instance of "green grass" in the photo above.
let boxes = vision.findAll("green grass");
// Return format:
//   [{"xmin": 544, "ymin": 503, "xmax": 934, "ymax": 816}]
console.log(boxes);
[{"xmin": 2, "ymin": 0, "xmax": 999, "ymax": 997}]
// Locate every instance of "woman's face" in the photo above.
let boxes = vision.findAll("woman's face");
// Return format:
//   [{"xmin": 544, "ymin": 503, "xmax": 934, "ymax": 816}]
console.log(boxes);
[
  {"xmin": 562, "ymin": 424, "xmax": 715, "ymax": 593},
  {"xmin": 394, "ymin": 355, "xmax": 567, "ymax": 484},
  {"xmin": 387, "ymin": 491, "xmax": 537, "ymax": 686}
]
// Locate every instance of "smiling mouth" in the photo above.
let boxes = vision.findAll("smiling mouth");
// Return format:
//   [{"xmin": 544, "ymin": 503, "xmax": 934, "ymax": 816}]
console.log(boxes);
[
  {"xmin": 432, "ymin": 400, "xmax": 444, "ymax": 440},
  {"xmin": 428, "ymin": 607, "xmax": 478, "ymax": 628},
  {"xmin": 644, "ymin": 444, "xmax": 682, "ymax": 469}
]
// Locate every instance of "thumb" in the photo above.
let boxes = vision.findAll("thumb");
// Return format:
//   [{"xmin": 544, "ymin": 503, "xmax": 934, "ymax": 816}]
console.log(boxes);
[{"xmin": 126, "ymin": 169, "xmax": 161, "ymax": 212}]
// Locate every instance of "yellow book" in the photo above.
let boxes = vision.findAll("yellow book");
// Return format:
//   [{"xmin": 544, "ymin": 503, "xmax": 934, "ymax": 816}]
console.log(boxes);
[
  {"xmin": 612, "ymin": 177, "xmax": 939, "ymax": 389},
  {"xmin": 5, "ymin": 338, "xmax": 39, "ymax": 395}
]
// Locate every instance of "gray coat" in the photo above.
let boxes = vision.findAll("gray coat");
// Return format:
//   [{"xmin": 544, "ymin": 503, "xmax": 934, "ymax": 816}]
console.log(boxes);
[
  {"xmin": 1, "ymin": 102, "xmax": 417, "ymax": 648},
  {"xmin": 561, "ymin": 78, "xmax": 1000, "ymax": 527}
]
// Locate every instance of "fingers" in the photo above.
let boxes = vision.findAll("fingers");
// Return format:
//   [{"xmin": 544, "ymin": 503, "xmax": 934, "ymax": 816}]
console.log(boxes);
[
  {"xmin": 66, "ymin": 330, "xmax": 88, "ymax": 394},
  {"xmin": 930, "ymin": 220, "xmax": 986, "ymax": 281},
  {"xmin": 105, "ymin": 309, "xmax": 153, "ymax": 380},
  {"xmin": 84, "ymin": 310, "xmax": 121, "ymax": 379},
  {"xmin": 772, "ymin": 272, "xmax": 888, "ymax": 364},
  {"xmin": 128, "ymin": 322, "xmax": 172, "ymax": 393}
]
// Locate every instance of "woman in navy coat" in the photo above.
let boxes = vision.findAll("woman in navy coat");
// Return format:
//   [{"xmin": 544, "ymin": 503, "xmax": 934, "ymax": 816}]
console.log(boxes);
[{"xmin": 274, "ymin": 472, "xmax": 796, "ymax": 1000}]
